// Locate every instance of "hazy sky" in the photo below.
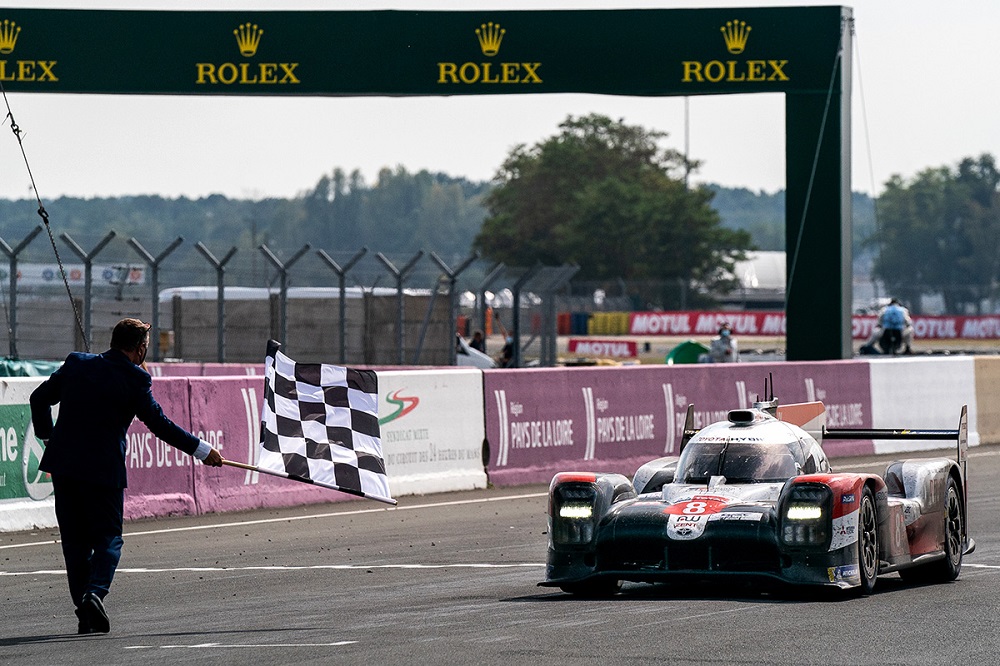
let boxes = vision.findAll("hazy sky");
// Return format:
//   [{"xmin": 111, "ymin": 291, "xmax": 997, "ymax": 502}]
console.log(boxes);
[{"xmin": 0, "ymin": 1, "xmax": 996, "ymax": 201}]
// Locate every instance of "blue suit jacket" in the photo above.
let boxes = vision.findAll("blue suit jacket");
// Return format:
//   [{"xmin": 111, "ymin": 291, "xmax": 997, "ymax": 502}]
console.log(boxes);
[{"xmin": 30, "ymin": 349, "xmax": 200, "ymax": 488}]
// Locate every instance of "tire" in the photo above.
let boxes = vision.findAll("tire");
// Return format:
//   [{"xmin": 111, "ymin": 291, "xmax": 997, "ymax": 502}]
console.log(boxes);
[
  {"xmin": 559, "ymin": 578, "xmax": 622, "ymax": 597},
  {"xmin": 857, "ymin": 487, "xmax": 879, "ymax": 595},
  {"xmin": 899, "ymin": 477, "xmax": 963, "ymax": 584}
]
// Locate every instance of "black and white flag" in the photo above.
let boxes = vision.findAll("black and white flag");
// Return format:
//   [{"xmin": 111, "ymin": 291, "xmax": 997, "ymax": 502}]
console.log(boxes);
[{"xmin": 258, "ymin": 340, "xmax": 395, "ymax": 505}]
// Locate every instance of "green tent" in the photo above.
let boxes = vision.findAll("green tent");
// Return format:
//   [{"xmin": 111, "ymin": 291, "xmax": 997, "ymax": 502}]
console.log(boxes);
[{"xmin": 665, "ymin": 340, "xmax": 709, "ymax": 365}]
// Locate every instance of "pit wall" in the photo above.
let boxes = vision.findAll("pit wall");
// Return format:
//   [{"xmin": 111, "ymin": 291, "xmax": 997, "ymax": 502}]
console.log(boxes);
[{"xmin": 0, "ymin": 357, "xmax": 993, "ymax": 532}]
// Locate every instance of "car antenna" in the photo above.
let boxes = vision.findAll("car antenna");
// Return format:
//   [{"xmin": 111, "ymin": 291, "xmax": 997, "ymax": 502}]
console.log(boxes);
[{"xmin": 756, "ymin": 373, "xmax": 779, "ymax": 415}]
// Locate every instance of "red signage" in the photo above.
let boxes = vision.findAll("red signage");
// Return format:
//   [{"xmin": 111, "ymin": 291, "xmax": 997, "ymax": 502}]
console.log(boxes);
[
  {"xmin": 627, "ymin": 311, "xmax": 1000, "ymax": 340},
  {"xmin": 567, "ymin": 338, "xmax": 638, "ymax": 358}
]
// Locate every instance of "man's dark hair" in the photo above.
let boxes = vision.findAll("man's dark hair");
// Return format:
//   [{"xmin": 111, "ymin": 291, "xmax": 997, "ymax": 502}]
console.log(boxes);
[{"xmin": 110, "ymin": 318, "xmax": 151, "ymax": 352}]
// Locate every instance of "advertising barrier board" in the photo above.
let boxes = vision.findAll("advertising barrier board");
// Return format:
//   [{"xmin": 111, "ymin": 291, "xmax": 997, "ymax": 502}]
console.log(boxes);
[
  {"xmin": 868, "ymin": 357, "xmax": 979, "ymax": 453},
  {"xmin": 975, "ymin": 357, "xmax": 1000, "ymax": 447},
  {"xmin": 378, "ymin": 369, "xmax": 487, "ymax": 495},
  {"xmin": 628, "ymin": 311, "xmax": 1000, "ymax": 340},
  {"xmin": 0, "ymin": 378, "xmax": 54, "ymax": 531},
  {"xmin": 567, "ymin": 338, "xmax": 638, "ymax": 358},
  {"xmin": 484, "ymin": 361, "xmax": 875, "ymax": 486},
  {"xmin": 123, "ymin": 377, "xmax": 199, "ymax": 520}
]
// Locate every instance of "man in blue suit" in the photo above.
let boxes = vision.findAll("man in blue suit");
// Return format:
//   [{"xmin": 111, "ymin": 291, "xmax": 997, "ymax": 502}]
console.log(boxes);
[{"xmin": 30, "ymin": 318, "xmax": 224, "ymax": 635}]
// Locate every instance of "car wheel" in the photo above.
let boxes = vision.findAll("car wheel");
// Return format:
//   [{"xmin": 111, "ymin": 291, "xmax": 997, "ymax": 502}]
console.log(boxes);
[
  {"xmin": 857, "ymin": 487, "xmax": 879, "ymax": 595},
  {"xmin": 900, "ymin": 476, "xmax": 963, "ymax": 584},
  {"xmin": 560, "ymin": 578, "xmax": 622, "ymax": 597}
]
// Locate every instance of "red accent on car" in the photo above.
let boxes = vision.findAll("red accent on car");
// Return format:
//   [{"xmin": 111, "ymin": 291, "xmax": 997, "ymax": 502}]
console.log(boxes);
[
  {"xmin": 552, "ymin": 472, "xmax": 598, "ymax": 485},
  {"xmin": 791, "ymin": 474, "xmax": 885, "ymax": 518}
]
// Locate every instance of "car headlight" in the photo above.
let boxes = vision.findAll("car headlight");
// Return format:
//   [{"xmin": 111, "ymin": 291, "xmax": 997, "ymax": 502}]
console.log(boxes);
[
  {"xmin": 780, "ymin": 484, "xmax": 831, "ymax": 547},
  {"xmin": 551, "ymin": 481, "xmax": 599, "ymax": 546},
  {"xmin": 785, "ymin": 505, "xmax": 823, "ymax": 521},
  {"xmin": 558, "ymin": 504, "xmax": 594, "ymax": 519}
]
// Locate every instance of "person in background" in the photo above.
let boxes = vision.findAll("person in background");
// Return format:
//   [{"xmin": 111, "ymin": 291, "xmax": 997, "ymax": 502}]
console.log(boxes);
[
  {"xmin": 878, "ymin": 298, "xmax": 913, "ymax": 354},
  {"xmin": 498, "ymin": 336, "xmax": 515, "ymax": 368},
  {"xmin": 707, "ymin": 322, "xmax": 739, "ymax": 363},
  {"xmin": 29, "ymin": 318, "xmax": 224, "ymax": 635},
  {"xmin": 469, "ymin": 330, "xmax": 486, "ymax": 353}
]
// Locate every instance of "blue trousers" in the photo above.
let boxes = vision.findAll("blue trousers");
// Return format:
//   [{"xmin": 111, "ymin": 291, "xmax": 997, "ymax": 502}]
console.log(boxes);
[{"xmin": 52, "ymin": 475, "xmax": 124, "ymax": 607}]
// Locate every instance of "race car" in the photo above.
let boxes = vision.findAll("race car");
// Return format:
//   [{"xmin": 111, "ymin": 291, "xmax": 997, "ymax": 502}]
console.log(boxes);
[{"xmin": 541, "ymin": 390, "xmax": 972, "ymax": 596}]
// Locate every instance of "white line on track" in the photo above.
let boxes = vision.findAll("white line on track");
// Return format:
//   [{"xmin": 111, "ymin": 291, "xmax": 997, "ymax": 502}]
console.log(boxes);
[
  {"xmin": 125, "ymin": 641, "xmax": 357, "ymax": 649},
  {"xmin": 0, "ymin": 563, "xmax": 543, "ymax": 576},
  {"xmin": 0, "ymin": 491, "xmax": 547, "ymax": 551}
]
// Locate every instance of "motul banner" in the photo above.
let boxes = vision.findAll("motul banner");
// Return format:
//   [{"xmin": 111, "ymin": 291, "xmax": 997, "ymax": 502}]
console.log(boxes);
[
  {"xmin": 567, "ymin": 338, "xmax": 638, "ymax": 358},
  {"xmin": 628, "ymin": 311, "xmax": 1000, "ymax": 340}
]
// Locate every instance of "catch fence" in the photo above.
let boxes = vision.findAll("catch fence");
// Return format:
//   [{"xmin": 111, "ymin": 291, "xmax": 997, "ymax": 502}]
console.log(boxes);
[{"xmin": 0, "ymin": 228, "xmax": 587, "ymax": 368}]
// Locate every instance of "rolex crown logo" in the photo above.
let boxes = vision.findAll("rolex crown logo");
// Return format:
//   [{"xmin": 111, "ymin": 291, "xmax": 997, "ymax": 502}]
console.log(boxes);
[
  {"xmin": 233, "ymin": 22, "xmax": 263, "ymax": 57},
  {"xmin": 720, "ymin": 19, "xmax": 751, "ymax": 55},
  {"xmin": 0, "ymin": 19, "xmax": 22, "ymax": 55},
  {"xmin": 475, "ymin": 21, "xmax": 505, "ymax": 57}
]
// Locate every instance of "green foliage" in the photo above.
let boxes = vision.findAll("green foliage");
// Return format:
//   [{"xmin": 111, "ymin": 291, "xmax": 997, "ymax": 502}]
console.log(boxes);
[
  {"xmin": 0, "ymin": 167, "xmax": 489, "ymax": 265},
  {"xmin": 474, "ymin": 114, "xmax": 752, "ymax": 306},
  {"xmin": 708, "ymin": 186, "xmax": 877, "ymax": 262},
  {"xmin": 872, "ymin": 154, "xmax": 1000, "ymax": 313},
  {"xmin": 708, "ymin": 186, "xmax": 785, "ymax": 250}
]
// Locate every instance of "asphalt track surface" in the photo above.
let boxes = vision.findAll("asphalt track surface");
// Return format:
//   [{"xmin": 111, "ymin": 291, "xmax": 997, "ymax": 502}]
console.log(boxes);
[{"xmin": 4, "ymin": 446, "xmax": 1000, "ymax": 666}]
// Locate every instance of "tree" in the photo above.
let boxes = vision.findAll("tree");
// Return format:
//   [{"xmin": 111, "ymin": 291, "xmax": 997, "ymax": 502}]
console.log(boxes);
[
  {"xmin": 872, "ymin": 154, "xmax": 1000, "ymax": 313},
  {"xmin": 473, "ymin": 114, "xmax": 751, "ymax": 307}
]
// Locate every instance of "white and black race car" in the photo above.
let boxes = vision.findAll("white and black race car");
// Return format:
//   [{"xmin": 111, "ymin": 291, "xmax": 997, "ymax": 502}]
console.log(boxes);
[{"xmin": 541, "ymin": 391, "xmax": 972, "ymax": 596}]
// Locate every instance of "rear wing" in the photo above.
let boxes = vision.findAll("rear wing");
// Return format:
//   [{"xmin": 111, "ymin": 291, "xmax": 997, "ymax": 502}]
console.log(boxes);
[{"xmin": 822, "ymin": 404, "xmax": 969, "ymax": 475}]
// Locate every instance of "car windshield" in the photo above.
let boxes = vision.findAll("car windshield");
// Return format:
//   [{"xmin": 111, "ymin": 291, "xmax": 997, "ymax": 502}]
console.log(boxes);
[{"xmin": 675, "ymin": 441, "xmax": 800, "ymax": 484}]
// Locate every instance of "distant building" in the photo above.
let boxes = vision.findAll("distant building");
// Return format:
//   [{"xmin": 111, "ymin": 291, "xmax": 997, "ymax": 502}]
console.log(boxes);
[{"xmin": 721, "ymin": 251, "xmax": 786, "ymax": 309}]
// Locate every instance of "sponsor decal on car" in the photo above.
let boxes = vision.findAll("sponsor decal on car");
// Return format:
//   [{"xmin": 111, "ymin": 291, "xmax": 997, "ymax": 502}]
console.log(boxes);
[
  {"xmin": 708, "ymin": 511, "xmax": 766, "ymax": 522},
  {"xmin": 667, "ymin": 513, "xmax": 707, "ymax": 540},
  {"xmin": 829, "ymin": 510, "xmax": 859, "ymax": 550},
  {"xmin": 841, "ymin": 493, "xmax": 855, "ymax": 504},
  {"xmin": 827, "ymin": 564, "xmax": 859, "ymax": 583}
]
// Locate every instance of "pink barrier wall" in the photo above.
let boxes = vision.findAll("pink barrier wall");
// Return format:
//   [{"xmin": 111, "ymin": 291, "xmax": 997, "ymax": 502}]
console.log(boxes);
[
  {"xmin": 483, "ymin": 361, "xmax": 874, "ymax": 487},
  {"xmin": 123, "ymin": 378, "xmax": 198, "ymax": 521},
  {"xmin": 147, "ymin": 363, "xmax": 261, "ymax": 377}
]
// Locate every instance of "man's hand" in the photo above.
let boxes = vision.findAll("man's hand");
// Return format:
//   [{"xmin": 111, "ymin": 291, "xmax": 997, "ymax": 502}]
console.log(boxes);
[{"xmin": 203, "ymin": 448, "xmax": 224, "ymax": 467}]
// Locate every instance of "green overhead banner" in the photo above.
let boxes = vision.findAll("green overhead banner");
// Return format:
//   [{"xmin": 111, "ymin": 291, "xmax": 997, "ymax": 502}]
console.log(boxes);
[{"xmin": 0, "ymin": 7, "xmax": 843, "ymax": 96}]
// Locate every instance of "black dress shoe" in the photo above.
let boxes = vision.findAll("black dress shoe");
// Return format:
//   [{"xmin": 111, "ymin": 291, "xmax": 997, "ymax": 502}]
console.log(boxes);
[
  {"xmin": 81, "ymin": 592, "xmax": 110, "ymax": 634},
  {"xmin": 75, "ymin": 607, "xmax": 93, "ymax": 634}
]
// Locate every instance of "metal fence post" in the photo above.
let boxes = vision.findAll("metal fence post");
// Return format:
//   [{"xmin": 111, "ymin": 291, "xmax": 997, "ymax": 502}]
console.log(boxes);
[
  {"xmin": 510, "ymin": 264, "xmax": 541, "ymax": 369},
  {"xmin": 376, "ymin": 251, "xmax": 424, "ymax": 365},
  {"xmin": 60, "ymin": 231, "xmax": 116, "ymax": 351},
  {"xmin": 259, "ymin": 244, "xmax": 311, "ymax": 350},
  {"xmin": 476, "ymin": 262, "xmax": 505, "ymax": 353},
  {"xmin": 0, "ymin": 225, "xmax": 43, "ymax": 358},
  {"xmin": 316, "ymin": 247, "xmax": 367, "ymax": 363},
  {"xmin": 540, "ymin": 265, "xmax": 579, "ymax": 366},
  {"xmin": 128, "ymin": 236, "xmax": 183, "ymax": 362},
  {"xmin": 195, "ymin": 242, "xmax": 237, "ymax": 363},
  {"xmin": 430, "ymin": 251, "xmax": 478, "ymax": 366}
]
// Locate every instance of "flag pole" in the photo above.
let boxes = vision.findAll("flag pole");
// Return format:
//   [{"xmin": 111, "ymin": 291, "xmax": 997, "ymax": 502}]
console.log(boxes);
[{"xmin": 220, "ymin": 459, "xmax": 397, "ymax": 506}]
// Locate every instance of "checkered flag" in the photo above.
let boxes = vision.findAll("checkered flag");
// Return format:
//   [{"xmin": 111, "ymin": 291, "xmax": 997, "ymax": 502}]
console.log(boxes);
[{"xmin": 257, "ymin": 340, "xmax": 395, "ymax": 505}]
